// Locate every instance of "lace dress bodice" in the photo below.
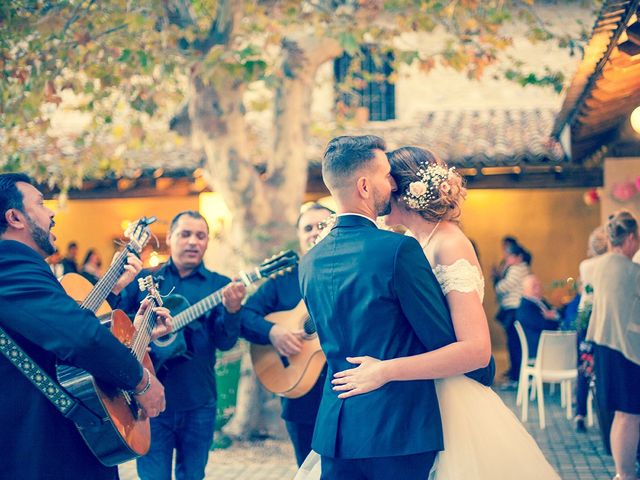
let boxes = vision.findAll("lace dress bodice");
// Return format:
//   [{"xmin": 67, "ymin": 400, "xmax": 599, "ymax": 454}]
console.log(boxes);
[{"xmin": 432, "ymin": 258, "xmax": 485, "ymax": 303}]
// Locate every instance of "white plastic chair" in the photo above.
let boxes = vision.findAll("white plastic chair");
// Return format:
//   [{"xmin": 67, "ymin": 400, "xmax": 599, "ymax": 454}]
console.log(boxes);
[
  {"xmin": 520, "ymin": 330, "xmax": 577, "ymax": 429},
  {"xmin": 514, "ymin": 321, "xmax": 536, "ymax": 407}
]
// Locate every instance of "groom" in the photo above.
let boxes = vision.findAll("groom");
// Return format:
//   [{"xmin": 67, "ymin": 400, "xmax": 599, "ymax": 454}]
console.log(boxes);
[{"xmin": 299, "ymin": 135, "xmax": 494, "ymax": 479}]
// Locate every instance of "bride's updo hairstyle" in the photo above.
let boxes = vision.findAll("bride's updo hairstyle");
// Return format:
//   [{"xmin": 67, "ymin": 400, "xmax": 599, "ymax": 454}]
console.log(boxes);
[
  {"xmin": 387, "ymin": 146, "xmax": 466, "ymax": 223},
  {"xmin": 606, "ymin": 210, "xmax": 638, "ymax": 246}
]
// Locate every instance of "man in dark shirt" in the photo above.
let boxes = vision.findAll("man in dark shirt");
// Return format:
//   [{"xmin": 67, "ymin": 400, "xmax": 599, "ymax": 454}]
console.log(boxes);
[
  {"xmin": 0, "ymin": 173, "xmax": 167, "ymax": 480},
  {"xmin": 116, "ymin": 210, "xmax": 246, "ymax": 480},
  {"xmin": 516, "ymin": 274, "xmax": 560, "ymax": 357},
  {"xmin": 240, "ymin": 203, "xmax": 334, "ymax": 466}
]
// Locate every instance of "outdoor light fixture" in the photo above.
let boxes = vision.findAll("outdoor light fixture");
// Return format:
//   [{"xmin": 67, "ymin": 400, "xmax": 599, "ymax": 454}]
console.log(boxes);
[{"xmin": 630, "ymin": 106, "xmax": 640, "ymax": 133}]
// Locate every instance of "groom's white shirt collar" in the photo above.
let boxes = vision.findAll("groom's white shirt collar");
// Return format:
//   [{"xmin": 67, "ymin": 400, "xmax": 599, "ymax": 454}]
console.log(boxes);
[{"xmin": 337, "ymin": 213, "xmax": 379, "ymax": 228}]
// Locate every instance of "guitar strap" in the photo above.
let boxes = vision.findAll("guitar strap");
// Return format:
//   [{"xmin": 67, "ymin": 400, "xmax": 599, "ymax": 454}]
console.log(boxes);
[{"xmin": 0, "ymin": 325, "xmax": 102, "ymax": 428}]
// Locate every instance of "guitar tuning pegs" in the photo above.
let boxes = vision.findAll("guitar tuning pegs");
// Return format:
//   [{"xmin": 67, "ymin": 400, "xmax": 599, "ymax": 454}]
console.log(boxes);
[{"xmin": 138, "ymin": 275, "xmax": 154, "ymax": 292}]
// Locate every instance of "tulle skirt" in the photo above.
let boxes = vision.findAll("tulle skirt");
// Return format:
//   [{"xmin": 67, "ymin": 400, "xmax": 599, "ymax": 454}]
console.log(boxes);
[{"xmin": 294, "ymin": 375, "xmax": 560, "ymax": 480}]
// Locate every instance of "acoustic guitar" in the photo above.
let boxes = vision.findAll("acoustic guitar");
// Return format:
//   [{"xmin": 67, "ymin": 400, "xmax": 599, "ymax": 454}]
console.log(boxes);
[
  {"xmin": 59, "ymin": 216, "xmax": 156, "ymax": 317},
  {"xmin": 57, "ymin": 275, "xmax": 162, "ymax": 466},
  {"xmin": 251, "ymin": 300, "xmax": 326, "ymax": 399},
  {"xmin": 56, "ymin": 217, "xmax": 157, "ymax": 466},
  {"xmin": 150, "ymin": 250, "xmax": 299, "ymax": 372}
]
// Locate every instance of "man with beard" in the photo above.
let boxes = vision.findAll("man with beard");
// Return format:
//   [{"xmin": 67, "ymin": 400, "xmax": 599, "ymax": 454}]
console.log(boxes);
[
  {"xmin": 115, "ymin": 210, "xmax": 247, "ymax": 480},
  {"xmin": 0, "ymin": 173, "xmax": 169, "ymax": 479},
  {"xmin": 239, "ymin": 202, "xmax": 334, "ymax": 466}
]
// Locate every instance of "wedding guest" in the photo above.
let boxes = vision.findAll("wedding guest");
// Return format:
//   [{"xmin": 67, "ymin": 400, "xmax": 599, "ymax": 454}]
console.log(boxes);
[
  {"xmin": 80, "ymin": 248, "xmax": 102, "ymax": 285},
  {"xmin": 587, "ymin": 211, "xmax": 640, "ymax": 480},
  {"xmin": 574, "ymin": 226, "xmax": 608, "ymax": 433},
  {"xmin": 61, "ymin": 241, "xmax": 79, "ymax": 274},
  {"xmin": 490, "ymin": 235, "xmax": 519, "ymax": 283},
  {"xmin": 494, "ymin": 243, "xmax": 530, "ymax": 387},
  {"xmin": 516, "ymin": 274, "xmax": 560, "ymax": 356},
  {"xmin": 47, "ymin": 250, "xmax": 65, "ymax": 278}
]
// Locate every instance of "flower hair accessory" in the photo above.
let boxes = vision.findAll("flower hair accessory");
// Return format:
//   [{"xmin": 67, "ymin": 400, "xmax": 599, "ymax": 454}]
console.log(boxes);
[{"xmin": 402, "ymin": 163, "xmax": 456, "ymax": 210}]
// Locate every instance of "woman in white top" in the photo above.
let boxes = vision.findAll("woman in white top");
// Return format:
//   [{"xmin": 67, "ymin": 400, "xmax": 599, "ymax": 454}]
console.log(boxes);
[
  {"xmin": 574, "ymin": 226, "xmax": 607, "ymax": 432},
  {"xmin": 586, "ymin": 211, "xmax": 640, "ymax": 480},
  {"xmin": 295, "ymin": 147, "xmax": 558, "ymax": 480}
]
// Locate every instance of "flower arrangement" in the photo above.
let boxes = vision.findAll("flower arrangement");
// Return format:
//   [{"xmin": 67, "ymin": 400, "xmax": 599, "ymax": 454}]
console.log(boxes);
[{"xmin": 402, "ymin": 163, "xmax": 456, "ymax": 210}]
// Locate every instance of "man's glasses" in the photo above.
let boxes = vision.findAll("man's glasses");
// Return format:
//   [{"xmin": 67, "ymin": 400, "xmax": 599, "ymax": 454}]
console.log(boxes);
[{"xmin": 302, "ymin": 222, "xmax": 322, "ymax": 233}]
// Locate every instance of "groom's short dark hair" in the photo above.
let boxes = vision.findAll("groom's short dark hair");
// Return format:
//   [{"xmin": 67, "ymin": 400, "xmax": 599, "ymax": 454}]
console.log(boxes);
[{"xmin": 322, "ymin": 135, "xmax": 386, "ymax": 190}]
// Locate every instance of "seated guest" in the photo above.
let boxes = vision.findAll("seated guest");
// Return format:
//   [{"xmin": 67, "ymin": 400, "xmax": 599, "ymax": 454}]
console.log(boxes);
[
  {"xmin": 516, "ymin": 274, "xmax": 560, "ymax": 357},
  {"xmin": 80, "ymin": 248, "xmax": 102, "ymax": 285}
]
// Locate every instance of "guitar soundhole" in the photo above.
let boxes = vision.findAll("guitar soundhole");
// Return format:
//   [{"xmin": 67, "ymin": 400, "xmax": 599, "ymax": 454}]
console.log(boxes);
[{"xmin": 302, "ymin": 316, "xmax": 317, "ymax": 339}]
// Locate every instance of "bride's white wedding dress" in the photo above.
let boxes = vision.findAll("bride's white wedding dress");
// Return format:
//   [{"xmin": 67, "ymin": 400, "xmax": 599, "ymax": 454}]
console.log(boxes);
[{"xmin": 294, "ymin": 258, "xmax": 560, "ymax": 480}]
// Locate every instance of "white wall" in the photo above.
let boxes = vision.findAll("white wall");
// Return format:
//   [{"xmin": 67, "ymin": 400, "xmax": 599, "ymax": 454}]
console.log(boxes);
[{"xmin": 309, "ymin": 4, "xmax": 595, "ymax": 122}]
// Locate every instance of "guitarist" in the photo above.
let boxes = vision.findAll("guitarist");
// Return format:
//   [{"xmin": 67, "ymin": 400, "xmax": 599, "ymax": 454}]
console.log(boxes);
[
  {"xmin": 239, "ymin": 203, "xmax": 334, "ymax": 466},
  {"xmin": 0, "ymin": 173, "xmax": 169, "ymax": 480},
  {"xmin": 114, "ymin": 210, "xmax": 247, "ymax": 480}
]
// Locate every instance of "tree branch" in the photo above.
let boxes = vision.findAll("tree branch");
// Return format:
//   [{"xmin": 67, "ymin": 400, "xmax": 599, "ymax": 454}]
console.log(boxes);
[
  {"xmin": 162, "ymin": 0, "xmax": 196, "ymax": 29},
  {"xmin": 62, "ymin": 0, "xmax": 93, "ymax": 35},
  {"xmin": 193, "ymin": 0, "xmax": 240, "ymax": 52}
]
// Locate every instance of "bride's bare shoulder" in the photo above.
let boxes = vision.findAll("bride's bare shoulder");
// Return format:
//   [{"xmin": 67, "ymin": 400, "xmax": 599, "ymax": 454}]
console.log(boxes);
[{"xmin": 433, "ymin": 226, "xmax": 479, "ymax": 267}]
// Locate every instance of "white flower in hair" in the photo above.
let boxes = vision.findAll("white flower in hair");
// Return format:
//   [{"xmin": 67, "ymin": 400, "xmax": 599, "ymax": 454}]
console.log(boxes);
[
  {"xmin": 402, "ymin": 163, "xmax": 456, "ymax": 210},
  {"xmin": 409, "ymin": 181, "xmax": 427, "ymax": 197}
]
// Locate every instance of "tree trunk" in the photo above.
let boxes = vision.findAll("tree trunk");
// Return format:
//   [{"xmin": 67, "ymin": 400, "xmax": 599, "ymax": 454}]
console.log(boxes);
[{"xmin": 188, "ymin": 34, "xmax": 341, "ymax": 438}]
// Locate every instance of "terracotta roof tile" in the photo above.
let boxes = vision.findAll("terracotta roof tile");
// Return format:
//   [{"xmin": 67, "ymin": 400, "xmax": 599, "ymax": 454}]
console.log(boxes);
[{"xmin": 310, "ymin": 108, "xmax": 567, "ymax": 168}]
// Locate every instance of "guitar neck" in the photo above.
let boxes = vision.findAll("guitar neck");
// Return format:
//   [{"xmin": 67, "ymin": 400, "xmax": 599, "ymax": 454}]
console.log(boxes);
[
  {"xmin": 173, "ymin": 269, "xmax": 261, "ymax": 331},
  {"xmin": 80, "ymin": 248, "xmax": 132, "ymax": 312},
  {"xmin": 131, "ymin": 308, "xmax": 157, "ymax": 362}
]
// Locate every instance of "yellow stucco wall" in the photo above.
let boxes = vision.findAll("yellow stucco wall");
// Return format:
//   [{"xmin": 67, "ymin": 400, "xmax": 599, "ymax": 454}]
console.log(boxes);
[
  {"xmin": 46, "ymin": 195, "xmax": 199, "ymax": 269},
  {"xmin": 461, "ymin": 188, "xmax": 600, "ymax": 350}
]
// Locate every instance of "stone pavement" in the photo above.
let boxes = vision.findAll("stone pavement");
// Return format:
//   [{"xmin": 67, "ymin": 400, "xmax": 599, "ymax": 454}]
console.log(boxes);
[
  {"xmin": 499, "ymin": 386, "xmax": 615, "ymax": 480},
  {"xmin": 119, "ymin": 386, "xmax": 616, "ymax": 480}
]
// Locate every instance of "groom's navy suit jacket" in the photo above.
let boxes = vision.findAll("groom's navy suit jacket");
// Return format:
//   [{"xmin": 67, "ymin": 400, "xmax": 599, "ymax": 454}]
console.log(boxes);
[{"xmin": 299, "ymin": 215, "xmax": 494, "ymax": 459}]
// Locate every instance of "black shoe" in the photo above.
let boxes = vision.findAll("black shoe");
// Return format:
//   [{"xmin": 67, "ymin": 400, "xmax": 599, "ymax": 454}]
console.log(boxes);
[{"xmin": 575, "ymin": 418, "xmax": 587, "ymax": 433}]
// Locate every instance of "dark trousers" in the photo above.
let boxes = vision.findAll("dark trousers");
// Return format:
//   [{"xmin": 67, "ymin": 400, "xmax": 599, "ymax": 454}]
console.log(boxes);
[
  {"xmin": 320, "ymin": 451, "xmax": 437, "ymax": 480},
  {"xmin": 285, "ymin": 420, "xmax": 315, "ymax": 467},
  {"xmin": 499, "ymin": 309, "xmax": 521, "ymax": 382},
  {"xmin": 137, "ymin": 403, "xmax": 217, "ymax": 480},
  {"xmin": 576, "ymin": 372, "xmax": 590, "ymax": 417}
]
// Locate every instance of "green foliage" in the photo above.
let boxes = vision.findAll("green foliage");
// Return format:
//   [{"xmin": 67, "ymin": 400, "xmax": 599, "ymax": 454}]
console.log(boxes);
[
  {"xmin": 0, "ymin": 0, "xmax": 591, "ymax": 190},
  {"xmin": 504, "ymin": 67, "xmax": 566, "ymax": 93}
]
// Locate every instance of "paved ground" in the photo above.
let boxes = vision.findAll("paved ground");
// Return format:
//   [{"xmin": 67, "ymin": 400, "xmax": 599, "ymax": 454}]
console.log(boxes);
[
  {"xmin": 119, "ymin": 384, "xmax": 616, "ymax": 480},
  {"xmin": 500, "ymin": 387, "xmax": 615, "ymax": 480}
]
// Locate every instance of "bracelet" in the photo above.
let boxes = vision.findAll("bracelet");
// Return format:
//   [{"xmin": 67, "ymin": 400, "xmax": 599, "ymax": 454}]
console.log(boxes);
[{"xmin": 133, "ymin": 368, "xmax": 152, "ymax": 396}]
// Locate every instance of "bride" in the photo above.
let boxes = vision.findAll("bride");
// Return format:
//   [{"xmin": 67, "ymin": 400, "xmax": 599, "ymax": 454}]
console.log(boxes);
[{"xmin": 295, "ymin": 146, "xmax": 559, "ymax": 480}]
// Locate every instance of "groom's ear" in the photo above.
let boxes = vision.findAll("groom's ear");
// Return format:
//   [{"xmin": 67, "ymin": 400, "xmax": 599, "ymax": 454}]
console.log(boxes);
[{"xmin": 356, "ymin": 176, "xmax": 369, "ymax": 199}]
